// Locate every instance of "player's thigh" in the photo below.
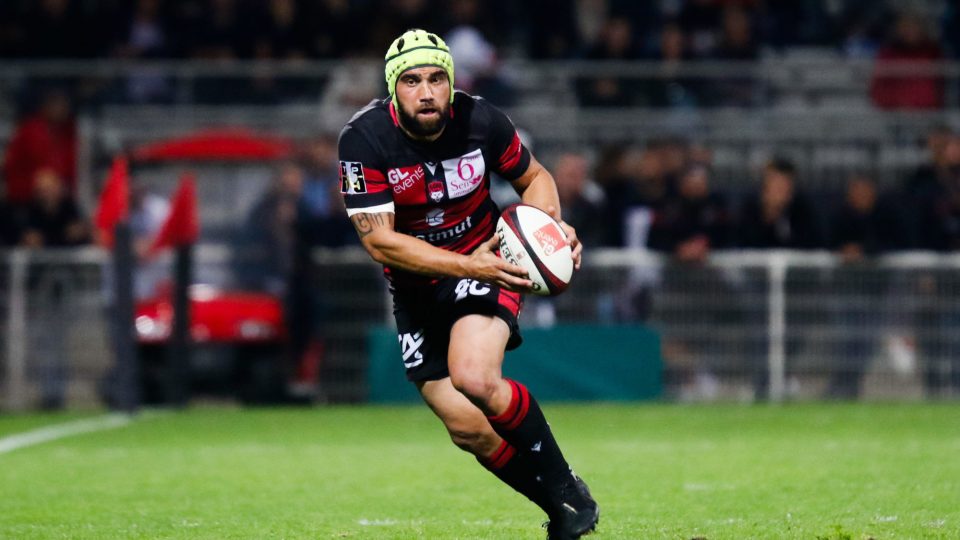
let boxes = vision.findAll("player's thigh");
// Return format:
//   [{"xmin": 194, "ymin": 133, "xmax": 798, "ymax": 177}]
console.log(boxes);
[
  {"xmin": 447, "ymin": 314, "xmax": 511, "ymax": 384},
  {"xmin": 417, "ymin": 377, "xmax": 499, "ymax": 453}
]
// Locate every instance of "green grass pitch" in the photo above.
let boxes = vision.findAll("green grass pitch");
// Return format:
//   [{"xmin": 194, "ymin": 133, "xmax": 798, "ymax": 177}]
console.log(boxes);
[{"xmin": 1, "ymin": 403, "xmax": 958, "ymax": 539}]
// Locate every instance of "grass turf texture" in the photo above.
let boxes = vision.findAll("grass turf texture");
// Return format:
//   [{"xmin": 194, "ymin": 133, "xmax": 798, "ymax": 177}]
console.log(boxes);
[{"xmin": 1, "ymin": 403, "xmax": 957, "ymax": 539}]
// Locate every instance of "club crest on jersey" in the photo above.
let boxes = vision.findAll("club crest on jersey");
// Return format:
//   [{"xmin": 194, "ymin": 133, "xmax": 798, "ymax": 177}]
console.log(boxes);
[
  {"xmin": 339, "ymin": 161, "xmax": 367, "ymax": 194},
  {"xmin": 428, "ymin": 180, "xmax": 445, "ymax": 203}
]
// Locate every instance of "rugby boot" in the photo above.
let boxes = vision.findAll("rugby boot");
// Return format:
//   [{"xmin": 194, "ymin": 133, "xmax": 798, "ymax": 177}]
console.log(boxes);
[{"xmin": 544, "ymin": 473, "xmax": 599, "ymax": 539}]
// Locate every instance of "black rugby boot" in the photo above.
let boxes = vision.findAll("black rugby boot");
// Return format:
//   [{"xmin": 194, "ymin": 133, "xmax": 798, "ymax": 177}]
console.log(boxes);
[{"xmin": 544, "ymin": 473, "xmax": 599, "ymax": 539}]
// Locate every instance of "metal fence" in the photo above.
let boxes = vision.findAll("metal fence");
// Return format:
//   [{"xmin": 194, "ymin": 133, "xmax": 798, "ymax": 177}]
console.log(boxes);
[{"xmin": 3, "ymin": 246, "xmax": 960, "ymax": 411}]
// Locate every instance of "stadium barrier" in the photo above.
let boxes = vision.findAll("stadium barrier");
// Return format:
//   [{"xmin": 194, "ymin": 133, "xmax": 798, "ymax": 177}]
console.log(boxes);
[
  {"xmin": 368, "ymin": 324, "xmax": 663, "ymax": 403},
  {"xmin": 3, "ymin": 246, "xmax": 960, "ymax": 411}
]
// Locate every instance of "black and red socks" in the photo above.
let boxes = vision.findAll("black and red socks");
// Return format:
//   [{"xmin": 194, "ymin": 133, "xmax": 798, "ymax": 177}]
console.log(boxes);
[
  {"xmin": 477, "ymin": 439, "xmax": 552, "ymax": 515},
  {"xmin": 486, "ymin": 379, "xmax": 571, "ymax": 487}
]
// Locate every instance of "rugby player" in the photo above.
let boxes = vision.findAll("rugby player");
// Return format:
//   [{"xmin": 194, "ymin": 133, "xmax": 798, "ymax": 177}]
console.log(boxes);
[{"xmin": 338, "ymin": 29, "xmax": 599, "ymax": 539}]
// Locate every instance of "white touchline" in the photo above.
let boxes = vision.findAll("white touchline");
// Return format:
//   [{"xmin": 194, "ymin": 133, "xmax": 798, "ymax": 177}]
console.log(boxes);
[{"xmin": 0, "ymin": 414, "xmax": 133, "ymax": 455}]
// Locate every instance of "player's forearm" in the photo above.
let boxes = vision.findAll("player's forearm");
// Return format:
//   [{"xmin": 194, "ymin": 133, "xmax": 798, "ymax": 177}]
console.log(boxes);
[
  {"xmin": 515, "ymin": 163, "xmax": 562, "ymax": 220},
  {"xmin": 363, "ymin": 228, "xmax": 468, "ymax": 277}
]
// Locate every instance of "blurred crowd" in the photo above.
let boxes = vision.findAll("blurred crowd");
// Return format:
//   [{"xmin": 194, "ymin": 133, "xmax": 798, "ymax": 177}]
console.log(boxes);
[
  {"xmin": 4, "ymin": 90, "xmax": 960, "ymax": 260},
  {"xmin": 0, "ymin": 0, "xmax": 955, "ymax": 62},
  {"xmin": 0, "ymin": 1, "xmax": 957, "ymax": 109}
]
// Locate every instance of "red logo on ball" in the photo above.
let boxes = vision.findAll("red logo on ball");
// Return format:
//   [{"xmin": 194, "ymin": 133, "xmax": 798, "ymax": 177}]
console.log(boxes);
[{"xmin": 533, "ymin": 223, "xmax": 565, "ymax": 256}]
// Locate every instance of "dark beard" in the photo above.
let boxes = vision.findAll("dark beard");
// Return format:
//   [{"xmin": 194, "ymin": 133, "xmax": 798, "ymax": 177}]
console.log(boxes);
[{"xmin": 397, "ymin": 103, "xmax": 449, "ymax": 138}]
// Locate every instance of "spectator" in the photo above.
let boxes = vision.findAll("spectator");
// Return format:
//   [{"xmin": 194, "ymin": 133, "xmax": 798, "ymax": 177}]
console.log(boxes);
[
  {"xmin": 603, "ymin": 143, "xmax": 673, "ymax": 248},
  {"xmin": 553, "ymin": 152, "xmax": 607, "ymax": 248},
  {"xmin": 908, "ymin": 124, "xmax": 954, "ymax": 197},
  {"xmin": 18, "ymin": 168, "xmax": 89, "ymax": 411},
  {"xmin": 241, "ymin": 162, "xmax": 304, "ymax": 294},
  {"xmin": 443, "ymin": 0, "xmax": 514, "ymax": 105},
  {"xmin": 648, "ymin": 164, "xmax": 730, "ymax": 259},
  {"xmin": 711, "ymin": 6, "xmax": 760, "ymax": 107},
  {"xmin": 183, "ymin": 0, "xmax": 250, "ymax": 59},
  {"xmin": 679, "ymin": 0, "xmax": 722, "ymax": 58},
  {"xmin": 522, "ymin": 0, "xmax": 580, "ymax": 59},
  {"xmin": 0, "ymin": 196, "xmax": 22, "ymax": 246},
  {"xmin": 243, "ymin": 0, "xmax": 312, "ymax": 103},
  {"xmin": 252, "ymin": 0, "xmax": 310, "ymax": 60},
  {"xmin": 112, "ymin": 0, "xmax": 172, "ymax": 59},
  {"xmin": 576, "ymin": 17, "xmax": 643, "ymax": 107},
  {"xmin": 111, "ymin": 0, "xmax": 174, "ymax": 103},
  {"xmin": 368, "ymin": 0, "xmax": 440, "ymax": 58},
  {"xmin": 21, "ymin": 169, "xmax": 90, "ymax": 247},
  {"xmin": 737, "ymin": 158, "xmax": 825, "ymax": 249},
  {"xmin": 20, "ymin": 0, "xmax": 90, "ymax": 58},
  {"xmin": 305, "ymin": 0, "xmax": 368, "ymax": 58},
  {"xmin": 831, "ymin": 174, "xmax": 904, "ymax": 257},
  {"xmin": 823, "ymin": 174, "xmax": 901, "ymax": 399},
  {"xmin": 3, "ymin": 89, "xmax": 78, "ymax": 208},
  {"xmin": 910, "ymin": 133, "xmax": 960, "ymax": 251},
  {"xmin": 298, "ymin": 135, "xmax": 356, "ymax": 248},
  {"xmin": 647, "ymin": 164, "xmax": 739, "ymax": 400},
  {"xmin": 904, "ymin": 133, "xmax": 960, "ymax": 396},
  {"xmin": 642, "ymin": 21, "xmax": 701, "ymax": 108},
  {"xmin": 870, "ymin": 12, "xmax": 944, "ymax": 110}
]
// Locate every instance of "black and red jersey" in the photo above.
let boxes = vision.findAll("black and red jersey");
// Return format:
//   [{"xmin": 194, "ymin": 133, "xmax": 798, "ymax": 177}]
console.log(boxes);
[{"xmin": 338, "ymin": 91, "xmax": 531, "ymax": 288}]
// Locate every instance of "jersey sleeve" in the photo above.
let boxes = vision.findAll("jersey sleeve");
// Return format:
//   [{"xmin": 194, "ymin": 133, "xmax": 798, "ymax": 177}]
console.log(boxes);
[
  {"xmin": 338, "ymin": 125, "xmax": 394, "ymax": 217},
  {"xmin": 485, "ymin": 104, "xmax": 532, "ymax": 181}
]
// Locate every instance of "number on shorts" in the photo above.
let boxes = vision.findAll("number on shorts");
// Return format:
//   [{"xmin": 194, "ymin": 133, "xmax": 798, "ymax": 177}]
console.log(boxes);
[{"xmin": 455, "ymin": 279, "xmax": 491, "ymax": 302}]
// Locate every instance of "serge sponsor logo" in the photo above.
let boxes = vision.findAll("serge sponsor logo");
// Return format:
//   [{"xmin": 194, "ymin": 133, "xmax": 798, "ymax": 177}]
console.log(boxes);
[
  {"xmin": 442, "ymin": 149, "xmax": 486, "ymax": 198},
  {"xmin": 533, "ymin": 223, "xmax": 565, "ymax": 256},
  {"xmin": 387, "ymin": 164, "xmax": 425, "ymax": 194}
]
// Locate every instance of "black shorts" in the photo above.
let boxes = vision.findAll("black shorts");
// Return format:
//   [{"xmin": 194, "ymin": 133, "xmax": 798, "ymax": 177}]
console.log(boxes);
[{"xmin": 391, "ymin": 277, "xmax": 523, "ymax": 382}]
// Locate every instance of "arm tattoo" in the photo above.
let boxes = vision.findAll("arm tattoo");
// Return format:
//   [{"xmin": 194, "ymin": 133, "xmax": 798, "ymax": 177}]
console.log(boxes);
[{"xmin": 351, "ymin": 212, "xmax": 389, "ymax": 238}]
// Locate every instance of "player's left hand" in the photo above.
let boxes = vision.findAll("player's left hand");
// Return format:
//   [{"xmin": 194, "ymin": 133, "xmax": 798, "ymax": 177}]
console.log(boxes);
[{"xmin": 547, "ymin": 206, "xmax": 582, "ymax": 270}]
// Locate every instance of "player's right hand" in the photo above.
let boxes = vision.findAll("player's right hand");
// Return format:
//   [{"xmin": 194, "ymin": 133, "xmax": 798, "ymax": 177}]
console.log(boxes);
[{"xmin": 466, "ymin": 235, "xmax": 533, "ymax": 291}]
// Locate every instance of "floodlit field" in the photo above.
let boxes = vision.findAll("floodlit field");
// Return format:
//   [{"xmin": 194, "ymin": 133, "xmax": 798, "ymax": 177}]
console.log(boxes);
[{"xmin": 1, "ymin": 403, "xmax": 957, "ymax": 539}]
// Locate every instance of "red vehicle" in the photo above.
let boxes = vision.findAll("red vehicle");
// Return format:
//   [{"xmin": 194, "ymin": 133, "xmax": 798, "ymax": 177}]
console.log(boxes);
[{"xmin": 127, "ymin": 130, "xmax": 300, "ymax": 403}]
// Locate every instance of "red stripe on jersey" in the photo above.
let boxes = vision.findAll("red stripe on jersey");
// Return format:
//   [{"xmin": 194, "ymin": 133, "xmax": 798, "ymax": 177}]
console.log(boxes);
[
  {"xmin": 498, "ymin": 289, "xmax": 521, "ymax": 317},
  {"xmin": 362, "ymin": 167, "xmax": 389, "ymax": 194},
  {"xmin": 395, "ymin": 182, "xmax": 490, "ymax": 232},
  {"xmin": 498, "ymin": 133, "xmax": 523, "ymax": 173},
  {"xmin": 445, "ymin": 213, "xmax": 493, "ymax": 253},
  {"xmin": 364, "ymin": 168, "xmax": 385, "ymax": 181}
]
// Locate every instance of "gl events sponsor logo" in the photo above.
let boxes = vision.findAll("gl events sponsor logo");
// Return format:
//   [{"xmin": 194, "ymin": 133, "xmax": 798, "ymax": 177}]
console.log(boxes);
[
  {"xmin": 533, "ymin": 223, "xmax": 566, "ymax": 256},
  {"xmin": 387, "ymin": 164, "xmax": 426, "ymax": 194}
]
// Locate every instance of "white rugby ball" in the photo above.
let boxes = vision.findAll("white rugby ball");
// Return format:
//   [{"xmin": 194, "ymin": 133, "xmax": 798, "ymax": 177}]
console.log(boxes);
[{"xmin": 496, "ymin": 204, "xmax": 574, "ymax": 296}]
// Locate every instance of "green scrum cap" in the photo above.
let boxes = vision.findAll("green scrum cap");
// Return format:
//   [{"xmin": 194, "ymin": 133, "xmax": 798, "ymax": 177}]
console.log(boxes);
[{"xmin": 384, "ymin": 29, "xmax": 455, "ymax": 110}]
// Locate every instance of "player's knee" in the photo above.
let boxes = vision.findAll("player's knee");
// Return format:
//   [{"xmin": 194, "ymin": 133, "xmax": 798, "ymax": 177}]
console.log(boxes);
[{"xmin": 449, "ymin": 371, "xmax": 499, "ymax": 405}]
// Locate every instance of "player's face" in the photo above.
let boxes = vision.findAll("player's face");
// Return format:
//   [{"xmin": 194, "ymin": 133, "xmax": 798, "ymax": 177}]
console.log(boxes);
[{"xmin": 395, "ymin": 67, "xmax": 451, "ymax": 139}]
